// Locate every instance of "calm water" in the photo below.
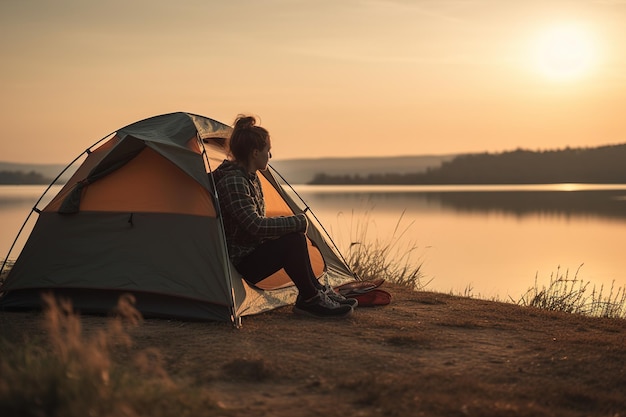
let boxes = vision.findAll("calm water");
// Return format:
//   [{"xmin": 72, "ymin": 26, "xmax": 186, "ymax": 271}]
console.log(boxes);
[
  {"xmin": 2, "ymin": 184, "xmax": 626, "ymax": 300},
  {"xmin": 289, "ymin": 184, "xmax": 626, "ymax": 300}
]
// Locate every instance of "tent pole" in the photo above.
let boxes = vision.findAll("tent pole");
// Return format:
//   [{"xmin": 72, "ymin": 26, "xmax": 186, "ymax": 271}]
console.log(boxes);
[
  {"xmin": 267, "ymin": 164, "xmax": 360, "ymax": 281},
  {"xmin": 199, "ymin": 135, "xmax": 241, "ymax": 328}
]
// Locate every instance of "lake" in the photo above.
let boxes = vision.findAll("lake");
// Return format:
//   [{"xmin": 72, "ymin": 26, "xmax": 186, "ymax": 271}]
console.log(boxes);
[{"xmin": 2, "ymin": 184, "xmax": 626, "ymax": 301}]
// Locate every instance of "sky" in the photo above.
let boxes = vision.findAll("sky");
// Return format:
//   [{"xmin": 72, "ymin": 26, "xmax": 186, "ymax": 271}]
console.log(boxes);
[{"xmin": 1, "ymin": 0, "xmax": 626, "ymax": 164}]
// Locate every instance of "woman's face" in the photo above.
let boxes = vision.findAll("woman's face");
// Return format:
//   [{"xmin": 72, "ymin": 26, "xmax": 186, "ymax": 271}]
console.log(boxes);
[{"xmin": 250, "ymin": 138, "xmax": 272, "ymax": 172}]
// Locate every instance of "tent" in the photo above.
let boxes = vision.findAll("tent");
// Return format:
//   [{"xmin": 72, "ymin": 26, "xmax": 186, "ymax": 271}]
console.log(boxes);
[{"xmin": 0, "ymin": 112, "xmax": 356, "ymax": 325}]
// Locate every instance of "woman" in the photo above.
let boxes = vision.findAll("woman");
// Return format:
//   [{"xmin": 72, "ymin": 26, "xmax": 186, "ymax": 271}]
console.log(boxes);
[{"xmin": 213, "ymin": 115, "xmax": 356, "ymax": 318}]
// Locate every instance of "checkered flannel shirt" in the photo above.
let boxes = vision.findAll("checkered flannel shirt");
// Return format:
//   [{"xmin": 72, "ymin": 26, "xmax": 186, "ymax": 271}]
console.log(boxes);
[{"xmin": 214, "ymin": 161, "xmax": 307, "ymax": 265}]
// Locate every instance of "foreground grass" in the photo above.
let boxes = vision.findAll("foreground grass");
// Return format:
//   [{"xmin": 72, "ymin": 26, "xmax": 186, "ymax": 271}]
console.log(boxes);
[{"xmin": 0, "ymin": 294, "xmax": 228, "ymax": 417}]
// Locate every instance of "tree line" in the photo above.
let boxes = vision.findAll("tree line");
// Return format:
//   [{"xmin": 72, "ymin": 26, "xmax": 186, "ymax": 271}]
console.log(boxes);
[
  {"xmin": 310, "ymin": 144, "xmax": 626, "ymax": 185},
  {"xmin": 0, "ymin": 170, "xmax": 50, "ymax": 185}
]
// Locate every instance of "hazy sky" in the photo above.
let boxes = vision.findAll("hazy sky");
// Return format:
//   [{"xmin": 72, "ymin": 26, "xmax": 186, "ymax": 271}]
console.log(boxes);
[{"xmin": 1, "ymin": 0, "xmax": 626, "ymax": 163}]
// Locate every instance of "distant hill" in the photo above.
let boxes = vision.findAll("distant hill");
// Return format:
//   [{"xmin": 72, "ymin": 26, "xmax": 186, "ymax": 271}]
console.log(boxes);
[
  {"xmin": 7, "ymin": 143, "xmax": 624, "ymax": 187},
  {"xmin": 0, "ymin": 156, "xmax": 453, "ymax": 185},
  {"xmin": 0, "ymin": 155, "xmax": 453, "ymax": 185},
  {"xmin": 309, "ymin": 144, "xmax": 626, "ymax": 185},
  {"xmin": 0, "ymin": 162, "xmax": 71, "ymax": 184},
  {"xmin": 0, "ymin": 170, "xmax": 50, "ymax": 185},
  {"xmin": 271, "ymin": 154, "xmax": 456, "ymax": 184}
]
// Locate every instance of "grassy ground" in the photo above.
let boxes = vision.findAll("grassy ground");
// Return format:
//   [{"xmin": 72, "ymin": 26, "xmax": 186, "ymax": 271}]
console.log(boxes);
[{"xmin": 1, "ymin": 283, "xmax": 625, "ymax": 417}]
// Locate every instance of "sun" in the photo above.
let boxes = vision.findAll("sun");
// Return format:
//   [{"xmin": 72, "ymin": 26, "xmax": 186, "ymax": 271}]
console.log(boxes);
[{"xmin": 531, "ymin": 23, "xmax": 596, "ymax": 82}]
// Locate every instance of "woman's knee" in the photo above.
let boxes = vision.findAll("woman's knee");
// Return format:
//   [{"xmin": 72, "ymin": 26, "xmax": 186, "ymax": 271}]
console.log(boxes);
[{"xmin": 280, "ymin": 232, "xmax": 307, "ymax": 247}]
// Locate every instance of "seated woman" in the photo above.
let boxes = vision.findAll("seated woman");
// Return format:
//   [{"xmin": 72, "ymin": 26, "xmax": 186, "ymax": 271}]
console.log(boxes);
[{"xmin": 213, "ymin": 115, "xmax": 357, "ymax": 318}]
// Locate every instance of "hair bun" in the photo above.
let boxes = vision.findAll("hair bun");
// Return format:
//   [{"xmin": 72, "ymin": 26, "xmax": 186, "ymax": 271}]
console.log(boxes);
[{"xmin": 234, "ymin": 115, "xmax": 257, "ymax": 130}]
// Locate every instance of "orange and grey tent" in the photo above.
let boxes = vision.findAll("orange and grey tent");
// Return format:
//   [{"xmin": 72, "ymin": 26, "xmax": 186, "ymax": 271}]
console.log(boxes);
[{"xmin": 0, "ymin": 112, "xmax": 356, "ymax": 325}]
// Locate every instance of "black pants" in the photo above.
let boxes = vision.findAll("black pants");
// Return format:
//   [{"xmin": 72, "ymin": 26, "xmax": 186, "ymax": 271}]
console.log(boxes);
[{"xmin": 235, "ymin": 232, "xmax": 321, "ymax": 299}]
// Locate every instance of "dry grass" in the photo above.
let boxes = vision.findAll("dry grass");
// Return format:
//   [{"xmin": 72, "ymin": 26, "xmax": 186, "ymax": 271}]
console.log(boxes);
[
  {"xmin": 339, "ymin": 210, "xmax": 429, "ymax": 290},
  {"xmin": 517, "ymin": 265, "xmax": 626, "ymax": 319},
  {"xmin": 0, "ymin": 293, "xmax": 228, "ymax": 417}
]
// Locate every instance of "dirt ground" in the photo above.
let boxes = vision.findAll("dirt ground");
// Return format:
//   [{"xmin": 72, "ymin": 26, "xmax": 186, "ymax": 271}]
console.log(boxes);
[{"xmin": 1, "ymin": 283, "xmax": 625, "ymax": 417}]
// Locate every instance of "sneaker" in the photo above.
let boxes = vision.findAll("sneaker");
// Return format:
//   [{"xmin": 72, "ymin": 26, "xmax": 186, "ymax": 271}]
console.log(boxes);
[
  {"xmin": 293, "ymin": 291, "xmax": 353, "ymax": 318},
  {"xmin": 322, "ymin": 284, "xmax": 358, "ymax": 308}
]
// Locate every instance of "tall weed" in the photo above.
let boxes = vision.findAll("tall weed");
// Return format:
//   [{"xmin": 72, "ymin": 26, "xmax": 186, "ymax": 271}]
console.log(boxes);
[
  {"xmin": 338, "ymin": 210, "xmax": 428, "ymax": 290},
  {"xmin": 0, "ymin": 294, "xmax": 226, "ymax": 417},
  {"xmin": 517, "ymin": 265, "xmax": 626, "ymax": 319}
]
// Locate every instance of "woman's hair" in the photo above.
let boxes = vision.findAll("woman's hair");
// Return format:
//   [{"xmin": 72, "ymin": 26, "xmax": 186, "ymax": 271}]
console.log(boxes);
[{"xmin": 228, "ymin": 115, "xmax": 269, "ymax": 163}]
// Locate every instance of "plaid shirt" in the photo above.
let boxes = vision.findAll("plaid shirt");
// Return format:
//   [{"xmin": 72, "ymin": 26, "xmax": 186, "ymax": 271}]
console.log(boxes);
[{"xmin": 213, "ymin": 160, "xmax": 307, "ymax": 265}]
